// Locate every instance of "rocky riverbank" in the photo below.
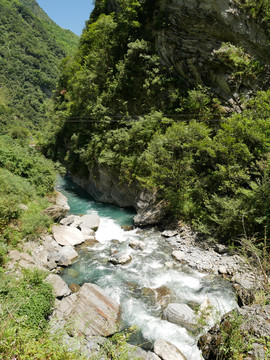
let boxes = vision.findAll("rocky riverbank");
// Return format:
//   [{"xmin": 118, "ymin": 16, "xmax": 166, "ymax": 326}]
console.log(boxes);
[{"xmin": 6, "ymin": 190, "xmax": 269, "ymax": 360}]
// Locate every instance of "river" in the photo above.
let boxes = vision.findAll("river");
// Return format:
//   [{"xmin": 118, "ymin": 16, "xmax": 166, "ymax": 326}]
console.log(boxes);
[{"xmin": 57, "ymin": 176, "xmax": 238, "ymax": 360}]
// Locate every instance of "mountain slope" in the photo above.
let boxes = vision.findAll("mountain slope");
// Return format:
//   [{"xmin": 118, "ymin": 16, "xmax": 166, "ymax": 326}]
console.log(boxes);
[
  {"xmin": 0, "ymin": 0, "xmax": 78, "ymax": 134},
  {"xmin": 43, "ymin": 0, "xmax": 270, "ymax": 242}
]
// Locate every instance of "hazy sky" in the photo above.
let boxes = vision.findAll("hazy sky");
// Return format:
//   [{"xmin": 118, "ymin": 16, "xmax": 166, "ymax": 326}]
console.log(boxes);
[{"xmin": 36, "ymin": 0, "xmax": 94, "ymax": 35}]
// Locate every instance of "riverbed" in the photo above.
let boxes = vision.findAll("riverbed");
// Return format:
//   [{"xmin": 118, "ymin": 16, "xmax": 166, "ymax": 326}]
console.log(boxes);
[{"xmin": 57, "ymin": 176, "xmax": 238, "ymax": 360}]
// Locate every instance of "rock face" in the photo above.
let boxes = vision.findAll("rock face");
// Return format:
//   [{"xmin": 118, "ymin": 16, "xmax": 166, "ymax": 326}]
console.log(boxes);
[
  {"xmin": 156, "ymin": 0, "xmax": 270, "ymax": 106},
  {"xmin": 163, "ymin": 303, "xmax": 197, "ymax": 331},
  {"xmin": 71, "ymin": 169, "xmax": 164, "ymax": 227},
  {"xmin": 53, "ymin": 283, "xmax": 120, "ymax": 337},
  {"xmin": 154, "ymin": 339, "xmax": 187, "ymax": 360},
  {"xmin": 198, "ymin": 304, "xmax": 270, "ymax": 360}
]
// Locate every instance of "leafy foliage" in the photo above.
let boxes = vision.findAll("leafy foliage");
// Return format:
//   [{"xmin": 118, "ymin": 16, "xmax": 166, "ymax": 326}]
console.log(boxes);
[{"xmin": 0, "ymin": 0, "xmax": 78, "ymax": 134}]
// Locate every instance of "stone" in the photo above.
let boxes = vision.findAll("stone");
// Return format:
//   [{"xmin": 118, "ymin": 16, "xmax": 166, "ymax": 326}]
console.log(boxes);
[
  {"xmin": 54, "ymin": 191, "xmax": 70, "ymax": 211},
  {"xmin": 52, "ymin": 225, "xmax": 85, "ymax": 246},
  {"xmin": 109, "ymin": 252, "xmax": 132, "ymax": 265},
  {"xmin": 155, "ymin": 286, "xmax": 173, "ymax": 308},
  {"xmin": 44, "ymin": 205, "xmax": 69, "ymax": 222},
  {"xmin": 129, "ymin": 239, "xmax": 145, "ymax": 251},
  {"xmin": 214, "ymin": 244, "xmax": 228, "ymax": 254},
  {"xmin": 60, "ymin": 215, "xmax": 81, "ymax": 226},
  {"xmin": 78, "ymin": 213, "xmax": 100, "ymax": 233},
  {"xmin": 69, "ymin": 283, "xmax": 81, "ymax": 293},
  {"xmin": 154, "ymin": 339, "xmax": 187, "ymax": 360},
  {"xmin": 53, "ymin": 283, "xmax": 120, "ymax": 337},
  {"xmin": 146, "ymin": 352, "xmax": 161, "ymax": 360},
  {"xmin": 218, "ymin": 266, "xmax": 227, "ymax": 275},
  {"xmin": 45, "ymin": 274, "xmax": 71, "ymax": 298},
  {"xmin": 163, "ymin": 303, "xmax": 197, "ymax": 331},
  {"xmin": 44, "ymin": 191, "xmax": 70, "ymax": 221},
  {"xmin": 121, "ymin": 225, "xmax": 134, "ymax": 231},
  {"xmin": 161, "ymin": 230, "xmax": 178, "ymax": 238},
  {"xmin": 171, "ymin": 251, "xmax": 185, "ymax": 262},
  {"xmin": 58, "ymin": 246, "xmax": 79, "ymax": 262}
]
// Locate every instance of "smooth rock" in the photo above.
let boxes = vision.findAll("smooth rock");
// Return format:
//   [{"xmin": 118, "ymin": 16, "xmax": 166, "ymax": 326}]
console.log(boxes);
[
  {"xmin": 163, "ymin": 303, "xmax": 197, "ymax": 331},
  {"xmin": 129, "ymin": 239, "xmax": 145, "ymax": 251},
  {"xmin": 46, "ymin": 274, "xmax": 71, "ymax": 298},
  {"xmin": 154, "ymin": 339, "xmax": 187, "ymax": 360},
  {"xmin": 109, "ymin": 252, "xmax": 132, "ymax": 265},
  {"xmin": 53, "ymin": 283, "xmax": 120, "ymax": 337},
  {"xmin": 52, "ymin": 225, "xmax": 85, "ymax": 246}
]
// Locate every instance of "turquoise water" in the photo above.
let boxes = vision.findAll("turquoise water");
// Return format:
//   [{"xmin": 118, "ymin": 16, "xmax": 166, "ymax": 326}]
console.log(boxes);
[
  {"xmin": 57, "ymin": 176, "xmax": 238, "ymax": 360},
  {"xmin": 57, "ymin": 175, "xmax": 135, "ymax": 225}
]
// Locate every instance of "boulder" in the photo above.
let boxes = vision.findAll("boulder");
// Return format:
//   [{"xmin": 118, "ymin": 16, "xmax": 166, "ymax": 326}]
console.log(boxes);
[
  {"xmin": 78, "ymin": 214, "xmax": 100, "ymax": 235},
  {"xmin": 45, "ymin": 191, "xmax": 70, "ymax": 221},
  {"xmin": 155, "ymin": 286, "xmax": 173, "ymax": 308},
  {"xmin": 60, "ymin": 215, "xmax": 81, "ymax": 226},
  {"xmin": 109, "ymin": 252, "xmax": 132, "ymax": 265},
  {"xmin": 48, "ymin": 246, "xmax": 78, "ymax": 267},
  {"xmin": 69, "ymin": 283, "xmax": 81, "ymax": 293},
  {"xmin": 161, "ymin": 230, "xmax": 178, "ymax": 238},
  {"xmin": 121, "ymin": 225, "xmax": 134, "ymax": 231},
  {"xmin": 53, "ymin": 283, "xmax": 120, "ymax": 337},
  {"xmin": 154, "ymin": 339, "xmax": 187, "ymax": 360},
  {"xmin": 163, "ymin": 303, "xmax": 197, "ymax": 331},
  {"xmin": 45, "ymin": 274, "xmax": 71, "ymax": 298},
  {"xmin": 171, "ymin": 251, "xmax": 185, "ymax": 262},
  {"xmin": 129, "ymin": 239, "xmax": 145, "ymax": 251},
  {"xmin": 52, "ymin": 225, "xmax": 85, "ymax": 246}
]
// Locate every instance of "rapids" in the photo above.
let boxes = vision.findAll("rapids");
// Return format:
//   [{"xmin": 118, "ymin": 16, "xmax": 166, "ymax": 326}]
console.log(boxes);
[{"xmin": 57, "ymin": 176, "xmax": 238, "ymax": 360}]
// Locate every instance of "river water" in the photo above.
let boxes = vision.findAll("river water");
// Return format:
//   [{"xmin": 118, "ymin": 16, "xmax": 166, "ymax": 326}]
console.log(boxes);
[{"xmin": 57, "ymin": 176, "xmax": 238, "ymax": 360}]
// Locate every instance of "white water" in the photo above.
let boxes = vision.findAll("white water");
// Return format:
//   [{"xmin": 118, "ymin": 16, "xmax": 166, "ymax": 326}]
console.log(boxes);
[{"xmin": 58, "ymin": 177, "xmax": 238, "ymax": 360}]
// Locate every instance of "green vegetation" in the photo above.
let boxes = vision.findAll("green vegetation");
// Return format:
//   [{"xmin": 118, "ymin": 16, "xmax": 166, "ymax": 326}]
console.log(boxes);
[
  {"xmin": 0, "ymin": 135, "xmax": 56, "ymax": 265},
  {"xmin": 0, "ymin": 269, "xmax": 88, "ymax": 360},
  {"xmin": 42, "ymin": 0, "xmax": 270, "ymax": 244},
  {"xmin": 0, "ymin": 0, "xmax": 78, "ymax": 134}
]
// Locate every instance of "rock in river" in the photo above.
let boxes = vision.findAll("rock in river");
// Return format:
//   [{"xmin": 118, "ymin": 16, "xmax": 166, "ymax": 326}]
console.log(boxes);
[
  {"xmin": 109, "ymin": 252, "xmax": 132, "ymax": 265},
  {"xmin": 52, "ymin": 225, "xmax": 85, "ymax": 246},
  {"xmin": 53, "ymin": 283, "xmax": 120, "ymax": 337},
  {"xmin": 154, "ymin": 339, "xmax": 187, "ymax": 360},
  {"xmin": 163, "ymin": 303, "xmax": 197, "ymax": 331}
]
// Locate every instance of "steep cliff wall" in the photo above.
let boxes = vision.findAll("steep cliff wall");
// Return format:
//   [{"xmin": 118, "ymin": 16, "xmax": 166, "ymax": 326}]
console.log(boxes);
[{"xmin": 155, "ymin": 0, "xmax": 270, "ymax": 107}]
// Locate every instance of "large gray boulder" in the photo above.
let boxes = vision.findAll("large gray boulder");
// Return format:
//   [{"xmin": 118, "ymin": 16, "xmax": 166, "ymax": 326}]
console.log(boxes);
[
  {"xmin": 60, "ymin": 214, "xmax": 99, "ymax": 239},
  {"xmin": 163, "ymin": 303, "xmax": 197, "ymax": 331},
  {"xmin": 45, "ymin": 274, "xmax": 71, "ymax": 298},
  {"xmin": 154, "ymin": 339, "xmax": 187, "ymax": 360},
  {"xmin": 52, "ymin": 225, "xmax": 85, "ymax": 246},
  {"xmin": 53, "ymin": 283, "xmax": 120, "ymax": 337}
]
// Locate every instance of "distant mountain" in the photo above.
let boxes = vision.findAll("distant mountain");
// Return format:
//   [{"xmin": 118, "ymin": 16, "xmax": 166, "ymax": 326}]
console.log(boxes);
[{"xmin": 0, "ymin": 0, "xmax": 79, "ymax": 133}]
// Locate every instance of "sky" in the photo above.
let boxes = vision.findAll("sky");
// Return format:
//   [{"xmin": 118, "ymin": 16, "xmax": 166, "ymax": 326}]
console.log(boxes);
[{"xmin": 36, "ymin": 0, "xmax": 94, "ymax": 35}]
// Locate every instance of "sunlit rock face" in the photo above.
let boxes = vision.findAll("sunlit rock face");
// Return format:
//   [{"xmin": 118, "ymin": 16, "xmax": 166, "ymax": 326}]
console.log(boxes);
[{"xmin": 155, "ymin": 0, "xmax": 270, "ymax": 105}]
